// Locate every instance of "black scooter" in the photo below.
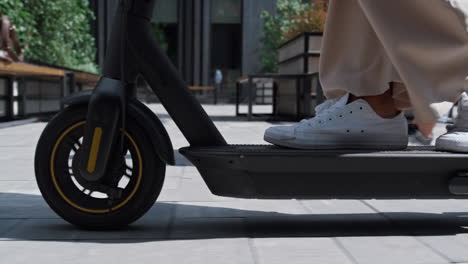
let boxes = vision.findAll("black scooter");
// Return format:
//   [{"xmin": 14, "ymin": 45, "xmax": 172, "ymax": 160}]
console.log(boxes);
[{"xmin": 34, "ymin": 0, "xmax": 468, "ymax": 229}]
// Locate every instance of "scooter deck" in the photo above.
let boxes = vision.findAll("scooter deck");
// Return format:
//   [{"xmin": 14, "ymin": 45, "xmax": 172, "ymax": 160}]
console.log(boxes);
[{"xmin": 180, "ymin": 145, "xmax": 468, "ymax": 199}]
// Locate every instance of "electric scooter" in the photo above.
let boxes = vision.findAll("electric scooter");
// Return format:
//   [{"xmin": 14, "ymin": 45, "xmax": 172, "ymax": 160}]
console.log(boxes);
[{"xmin": 34, "ymin": 0, "xmax": 468, "ymax": 229}]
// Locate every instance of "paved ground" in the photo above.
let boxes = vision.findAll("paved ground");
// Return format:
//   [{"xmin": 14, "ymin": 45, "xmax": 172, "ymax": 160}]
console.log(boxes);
[{"xmin": 1, "ymin": 103, "xmax": 468, "ymax": 264}]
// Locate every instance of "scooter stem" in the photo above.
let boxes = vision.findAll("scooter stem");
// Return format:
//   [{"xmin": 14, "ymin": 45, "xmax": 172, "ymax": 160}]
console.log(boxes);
[
  {"xmin": 78, "ymin": 0, "xmax": 227, "ymax": 182},
  {"xmin": 125, "ymin": 0, "xmax": 227, "ymax": 147},
  {"xmin": 102, "ymin": 0, "xmax": 227, "ymax": 147}
]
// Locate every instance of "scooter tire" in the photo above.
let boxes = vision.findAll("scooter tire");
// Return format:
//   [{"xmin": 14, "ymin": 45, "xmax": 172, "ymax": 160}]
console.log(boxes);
[{"xmin": 34, "ymin": 105, "xmax": 165, "ymax": 230}]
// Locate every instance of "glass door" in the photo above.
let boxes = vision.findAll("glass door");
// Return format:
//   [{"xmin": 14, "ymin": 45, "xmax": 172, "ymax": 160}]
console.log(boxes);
[
  {"xmin": 210, "ymin": 0, "xmax": 242, "ymax": 95},
  {"xmin": 0, "ymin": 79, "xmax": 7, "ymax": 120},
  {"xmin": 152, "ymin": 0, "xmax": 179, "ymax": 66}
]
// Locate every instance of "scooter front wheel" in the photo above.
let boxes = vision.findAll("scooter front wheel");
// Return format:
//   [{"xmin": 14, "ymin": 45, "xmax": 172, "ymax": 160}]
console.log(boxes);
[{"xmin": 35, "ymin": 105, "xmax": 165, "ymax": 229}]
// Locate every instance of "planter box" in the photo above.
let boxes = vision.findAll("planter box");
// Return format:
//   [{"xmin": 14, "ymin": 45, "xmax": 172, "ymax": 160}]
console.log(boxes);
[
  {"xmin": 276, "ymin": 32, "xmax": 323, "ymax": 119},
  {"xmin": 278, "ymin": 32, "xmax": 322, "ymax": 73}
]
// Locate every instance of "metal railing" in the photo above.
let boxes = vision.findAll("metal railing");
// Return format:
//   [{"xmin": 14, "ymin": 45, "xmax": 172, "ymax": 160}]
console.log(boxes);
[{"xmin": 236, "ymin": 73, "xmax": 324, "ymax": 121}]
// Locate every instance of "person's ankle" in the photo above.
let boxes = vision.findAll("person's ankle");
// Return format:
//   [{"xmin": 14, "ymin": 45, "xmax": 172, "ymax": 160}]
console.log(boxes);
[
  {"xmin": 369, "ymin": 103, "xmax": 401, "ymax": 119},
  {"xmin": 413, "ymin": 120, "xmax": 435, "ymax": 138},
  {"xmin": 348, "ymin": 93, "xmax": 400, "ymax": 119}
]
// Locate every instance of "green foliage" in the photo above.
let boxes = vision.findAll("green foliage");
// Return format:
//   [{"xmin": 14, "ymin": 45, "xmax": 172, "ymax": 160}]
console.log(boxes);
[
  {"xmin": 152, "ymin": 23, "xmax": 169, "ymax": 53},
  {"xmin": 0, "ymin": 0, "xmax": 99, "ymax": 73},
  {"xmin": 259, "ymin": 0, "xmax": 327, "ymax": 73}
]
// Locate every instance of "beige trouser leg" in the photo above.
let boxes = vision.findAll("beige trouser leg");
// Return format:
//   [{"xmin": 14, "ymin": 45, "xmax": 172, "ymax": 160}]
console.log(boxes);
[{"xmin": 319, "ymin": 0, "xmax": 468, "ymax": 122}]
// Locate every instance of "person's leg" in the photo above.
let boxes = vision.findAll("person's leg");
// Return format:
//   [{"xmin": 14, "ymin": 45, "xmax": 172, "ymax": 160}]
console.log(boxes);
[
  {"xmin": 264, "ymin": 0, "xmax": 408, "ymax": 150},
  {"xmin": 319, "ymin": 0, "xmax": 402, "ymax": 118},
  {"xmin": 437, "ymin": 92, "xmax": 468, "ymax": 152},
  {"xmin": 411, "ymin": 119, "xmax": 436, "ymax": 145},
  {"xmin": 355, "ymin": 0, "xmax": 468, "ymax": 152},
  {"xmin": 349, "ymin": 88, "xmax": 400, "ymax": 118},
  {"xmin": 357, "ymin": 0, "xmax": 468, "ymax": 123}
]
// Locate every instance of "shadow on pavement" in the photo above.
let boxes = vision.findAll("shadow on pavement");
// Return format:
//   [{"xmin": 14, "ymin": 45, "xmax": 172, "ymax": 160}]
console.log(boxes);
[
  {"xmin": 174, "ymin": 150, "xmax": 193, "ymax": 166},
  {"xmin": 1, "ymin": 192, "xmax": 468, "ymax": 242}
]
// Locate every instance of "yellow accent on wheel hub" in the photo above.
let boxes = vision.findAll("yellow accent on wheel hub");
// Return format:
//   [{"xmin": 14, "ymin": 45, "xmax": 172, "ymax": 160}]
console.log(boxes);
[
  {"xmin": 87, "ymin": 127, "xmax": 102, "ymax": 173},
  {"xmin": 50, "ymin": 121, "xmax": 143, "ymax": 214}
]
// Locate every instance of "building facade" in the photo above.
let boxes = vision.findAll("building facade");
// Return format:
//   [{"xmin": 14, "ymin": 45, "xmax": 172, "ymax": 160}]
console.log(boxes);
[{"xmin": 90, "ymin": 0, "xmax": 276, "ymax": 99}]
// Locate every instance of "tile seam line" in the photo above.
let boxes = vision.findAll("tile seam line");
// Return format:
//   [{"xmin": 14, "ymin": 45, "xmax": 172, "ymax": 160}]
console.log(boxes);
[
  {"xmin": 298, "ymin": 199, "xmax": 359, "ymax": 264},
  {"xmin": 360, "ymin": 200, "xmax": 453, "ymax": 263},
  {"xmin": 245, "ymin": 216, "xmax": 261, "ymax": 264},
  {"xmin": 0, "ymin": 218, "xmax": 27, "ymax": 238}
]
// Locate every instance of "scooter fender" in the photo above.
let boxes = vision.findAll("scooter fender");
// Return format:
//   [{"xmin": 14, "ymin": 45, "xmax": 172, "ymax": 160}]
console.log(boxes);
[
  {"xmin": 63, "ymin": 90, "xmax": 175, "ymax": 166},
  {"xmin": 78, "ymin": 78, "xmax": 125, "ymax": 182}
]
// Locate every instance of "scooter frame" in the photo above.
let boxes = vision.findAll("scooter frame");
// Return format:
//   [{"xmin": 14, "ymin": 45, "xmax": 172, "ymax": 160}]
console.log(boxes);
[{"xmin": 66, "ymin": 0, "xmax": 468, "ymax": 200}]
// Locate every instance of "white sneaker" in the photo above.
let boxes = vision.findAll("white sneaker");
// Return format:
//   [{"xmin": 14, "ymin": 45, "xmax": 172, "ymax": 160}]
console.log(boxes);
[
  {"xmin": 264, "ymin": 94, "xmax": 408, "ymax": 149},
  {"xmin": 413, "ymin": 130, "xmax": 434, "ymax": 145},
  {"xmin": 436, "ymin": 92, "xmax": 468, "ymax": 153}
]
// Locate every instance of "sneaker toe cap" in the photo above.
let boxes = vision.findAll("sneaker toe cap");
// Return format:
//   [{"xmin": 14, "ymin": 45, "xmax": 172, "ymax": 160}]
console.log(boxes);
[
  {"xmin": 436, "ymin": 132, "xmax": 468, "ymax": 152},
  {"xmin": 264, "ymin": 126, "xmax": 296, "ymax": 140}
]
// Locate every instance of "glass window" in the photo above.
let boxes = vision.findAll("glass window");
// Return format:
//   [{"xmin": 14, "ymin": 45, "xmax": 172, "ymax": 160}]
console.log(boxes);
[
  {"xmin": 211, "ymin": 0, "xmax": 241, "ymax": 24},
  {"xmin": 0, "ymin": 100, "xmax": 5, "ymax": 117},
  {"xmin": 24, "ymin": 100, "xmax": 40, "ymax": 115},
  {"xmin": 0, "ymin": 79, "xmax": 6, "ymax": 96},
  {"xmin": 13, "ymin": 100, "xmax": 18, "ymax": 116},
  {"xmin": 152, "ymin": 0, "xmax": 179, "ymax": 65},
  {"xmin": 152, "ymin": 0, "xmax": 178, "ymax": 24},
  {"xmin": 13, "ymin": 81, "xmax": 19, "ymax": 97},
  {"xmin": 210, "ymin": 0, "xmax": 242, "ymax": 90}
]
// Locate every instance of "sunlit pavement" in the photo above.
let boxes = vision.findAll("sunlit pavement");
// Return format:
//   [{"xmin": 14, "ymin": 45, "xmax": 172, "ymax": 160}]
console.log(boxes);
[{"xmin": 1, "ymin": 103, "xmax": 468, "ymax": 264}]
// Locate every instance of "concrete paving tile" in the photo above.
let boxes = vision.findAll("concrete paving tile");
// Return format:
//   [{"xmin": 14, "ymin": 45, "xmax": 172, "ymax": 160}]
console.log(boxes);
[
  {"xmin": 0, "ymin": 124, "xmax": 43, "ymax": 147},
  {"xmin": 245, "ymin": 213, "xmax": 392, "ymax": 238},
  {"xmin": 0, "ymin": 160, "xmax": 35, "ymax": 181},
  {"xmin": 170, "ymin": 201, "xmax": 392, "ymax": 239},
  {"xmin": 174, "ymin": 201, "xmax": 251, "ymax": 219},
  {"xmin": 417, "ymin": 235, "xmax": 468, "ymax": 263},
  {"xmin": 179, "ymin": 166, "xmax": 200, "ymax": 174},
  {"xmin": 300, "ymin": 200, "xmax": 376, "ymax": 214},
  {"xmin": 453, "ymin": 232, "xmax": 468, "ymax": 248},
  {"xmin": 165, "ymin": 166, "xmax": 186, "ymax": 177},
  {"xmin": 73, "ymin": 203, "xmax": 173, "ymax": 240},
  {"xmin": 0, "ymin": 219, "xmax": 22, "ymax": 237},
  {"xmin": 178, "ymin": 167, "xmax": 205, "ymax": 180},
  {"xmin": 0, "ymin": 239, "xmax": 255, "ymax": 264},
  {"xmin": 2, "ymin": 218, "xmax": 78, "ymax": 240},
  {"xmin": 174, "ymin": 200, "xmax": 306, "ymax": 219},
  {"xmin": 161, "ymin": 175, "xmax": 182, "ymax": 190},
  {"xmin": 376, "ymin": 211, "xmax": 468, "ymax": 235},
  {"xmin": 0, "ymin": 193, "xmax": 57, "ymax": 219},
  {"xmin": 174, "ymin": 153, "xmax": 193, "ymax": 166},
  {"xmin": 0, "ymin": 122, "xmax": 45, "ymax": 134},
  {"xmin": 337, "ymin": 236, "xmax": 449, "ymax": 264},
  {"xmin": 0, "ymin": 147, "xmax": 36, "ymax": 161},
  {"xmin": 170, "ymin": 217, "xmax": 246, "ymax": 239},
  {"xmin": 364, "ymin": 200, "xmax": 468, "ymax": 238},
  {"xmin": 2, "ymin": 203, "xmax": 173, "ymax": 241},
  {"xmin": 364, "ymin": 199, "xmax": 468, "ymax": 214},
  {"xmin": 158, "ymin": 177, "xmax": 231, "ymax": 202},
  {"xmin": 0, "ymin": 181, "xmax": 40, "ymax": 195},
  {"xmin": 253, "ymin": 237, "xmax": 354, "ymax": 264}
]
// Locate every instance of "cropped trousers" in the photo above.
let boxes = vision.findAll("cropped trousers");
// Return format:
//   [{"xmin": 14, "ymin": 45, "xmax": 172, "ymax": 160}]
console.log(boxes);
[{"xmin": 319, "ymin": 0, "xmax": 468, "ymax": 121}]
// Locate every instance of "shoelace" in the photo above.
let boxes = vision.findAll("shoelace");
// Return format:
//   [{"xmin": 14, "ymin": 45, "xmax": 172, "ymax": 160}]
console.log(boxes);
[
  {"xmin": 448, "ymin": 98, "xmax": 468, "ymax": 132},
  {"xmin": 450, "ymin": 119, "xmax": 468, "ymax": 132},
  {"xmin": 297, "ymin": 99, "xmax": 344, "ymax": 127},
  {"xmin": 315, "ymin": 99, "xmax": 338, "ymax": 114}
]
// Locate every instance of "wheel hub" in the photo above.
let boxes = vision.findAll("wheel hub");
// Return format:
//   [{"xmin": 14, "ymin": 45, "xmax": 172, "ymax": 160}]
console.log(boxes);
[{"xmin": 71, "ymin": 149, "xmax": 126, "ymax": 199}]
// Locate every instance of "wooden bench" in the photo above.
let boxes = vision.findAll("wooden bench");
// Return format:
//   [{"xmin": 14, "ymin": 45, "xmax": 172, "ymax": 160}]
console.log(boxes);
[
  {"xmin": 73, "ymin": 71, "xmax": 101, "ymax": 86},
  {"xmin": 189, "ymin": 85, "xmax": 217, "ymax": 104},
  {"xmin": 0, "ymin": 61, "xmax": 65, "ymax": 77},
  {"xmin": 0, "ymin": 61, "xmax": 99, "ymax": 121}
]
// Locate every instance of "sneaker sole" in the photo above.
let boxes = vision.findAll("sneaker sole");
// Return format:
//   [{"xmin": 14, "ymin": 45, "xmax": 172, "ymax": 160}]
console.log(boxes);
[
  {"xmin": 264, "ymin": 134, "xmax": 408, "ymax": 150},
  {"xmin": 435, "ymin": 141, "xmax": 468, "ymax": 153}
]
